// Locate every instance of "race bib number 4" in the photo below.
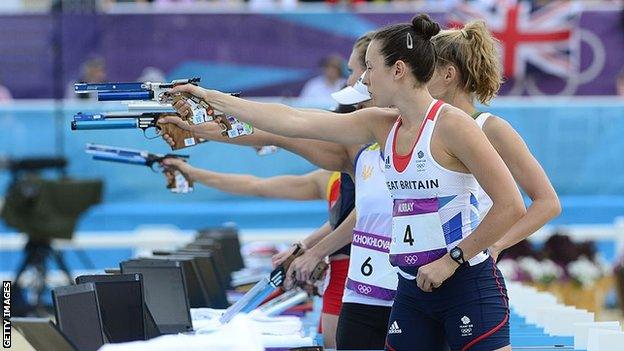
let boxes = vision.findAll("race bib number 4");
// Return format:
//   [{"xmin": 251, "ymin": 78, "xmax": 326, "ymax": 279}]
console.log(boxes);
[
  {"xmin": 346, "ymin": 230, "xmax": 397, "ymax": 300},
  {"xmin": 390, "ymin": 198, "xmax": 447, "ymax": 267}
]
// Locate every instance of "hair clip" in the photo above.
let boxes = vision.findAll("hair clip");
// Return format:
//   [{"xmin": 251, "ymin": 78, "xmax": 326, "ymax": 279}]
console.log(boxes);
[{"xmin": 406, "ymin": 33, "xmax": 414, "ymax": 49}]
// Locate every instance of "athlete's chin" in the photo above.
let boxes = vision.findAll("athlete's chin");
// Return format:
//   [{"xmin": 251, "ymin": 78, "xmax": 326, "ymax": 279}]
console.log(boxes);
[
  {"xmin": 368, "ymin": 96, "xmax": 377, "ymax": 107},
  {"xmin": 372, "ymin": 97, "xmax": 390, "ymax": 108}
]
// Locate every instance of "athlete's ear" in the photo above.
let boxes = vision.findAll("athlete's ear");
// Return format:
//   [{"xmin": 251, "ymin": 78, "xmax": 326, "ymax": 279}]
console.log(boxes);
[
  {"xmin": 444, "ymin": 64, "xmax": 458, "ymax": 86},
  {"xmin": 393, "ymin": 60, "xmax": 408, "ymax": 81}
]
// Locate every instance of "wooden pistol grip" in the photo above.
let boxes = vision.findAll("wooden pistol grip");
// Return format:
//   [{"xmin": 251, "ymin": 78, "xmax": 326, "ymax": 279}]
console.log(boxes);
[
  {"xmin": 172, "ymin": 93, "xmax": 215, "ymax": 124},
  {"xmin": 169, "ymin": 94, "xmax": 231, "ymax": 137},
  {"xmin": 164, "ymin": 169, "xmax": 176, "ymax": 189},
  {"xmin": 215, "ymin": 114, "xmax": 233, "ymax": 136},
  {"xmin": 159, "ymin": 123, "xmax": 203, "ymax": 150},
  {"xmin": 296, "ymin": 261, "xmax": 328, "ymax": 296},
  {"xmin": 164, "ymin": 169, "xmax": 194, "ymax": 190},
  {"xmin": 281, "ymin": 246, "xmax": 305, "ymax": 273},
  {"xmin": 309, "ymin": 261, "xmax": 328, "ymax": 282}
]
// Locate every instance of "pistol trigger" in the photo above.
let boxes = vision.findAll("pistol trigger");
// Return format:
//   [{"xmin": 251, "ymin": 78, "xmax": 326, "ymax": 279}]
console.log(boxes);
[
  {"xmin": 158, "ymin": 92, "xmax": 170, "ymax": 104},
  {"xmin": 144, "ymin": 126, "xmax": 161, "ymax": 140},
  {"xmin": 149, "ymin": 162, "xmax": 160, "ymax": 173}
]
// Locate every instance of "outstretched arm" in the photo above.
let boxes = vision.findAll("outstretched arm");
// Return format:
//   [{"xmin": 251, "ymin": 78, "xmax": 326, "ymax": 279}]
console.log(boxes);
[
  {"xmin": 168, "ymin": 84, "xmax": 394, "ymax": 146},
  {"xmin": 484, "ymin": 117, "xmax": 561, "ymax": 260},
  {"xmin": 158, "ymin": 116, "xmax": 286, "ymax": 148},
  {"xmin": 162, "ymin": 158, "xmax": 330, "ymax": 200},
  {"xmin": 158, "ymin": 115, "xmax": 354, "ymax": 174}
]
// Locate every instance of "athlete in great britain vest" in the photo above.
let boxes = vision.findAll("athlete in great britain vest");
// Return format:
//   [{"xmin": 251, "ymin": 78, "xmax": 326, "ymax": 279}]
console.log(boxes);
[{"xmin": 382, "ymin": 100, "xmax": 489, "ymax": 278}]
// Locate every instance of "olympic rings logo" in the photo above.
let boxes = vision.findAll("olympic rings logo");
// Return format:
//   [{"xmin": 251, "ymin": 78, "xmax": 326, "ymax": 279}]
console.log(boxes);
[
  {"xmin": 403, "ymin": 255, "xmax": 419, "ymax": 265},
  {"xmin": 357, "ymin": 284, "xmax": 372, "ymax": 295}
]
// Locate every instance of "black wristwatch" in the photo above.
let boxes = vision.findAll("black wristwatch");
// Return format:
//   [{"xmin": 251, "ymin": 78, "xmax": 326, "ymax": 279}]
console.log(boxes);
[{"xmin": 449, "ymin": 246, "xmax": 466, "ymax": 266}]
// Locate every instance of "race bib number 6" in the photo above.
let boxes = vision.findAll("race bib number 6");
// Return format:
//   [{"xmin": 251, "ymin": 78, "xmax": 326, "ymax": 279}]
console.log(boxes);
[{"xmin": 346, "ymin": 230, "xmax": 397, "ymax": 301}]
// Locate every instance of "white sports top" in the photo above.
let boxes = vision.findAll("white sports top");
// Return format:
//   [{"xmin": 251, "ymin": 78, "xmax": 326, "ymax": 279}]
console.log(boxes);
[
  {"xmin": 342, "ymin": 143, "xmax": 397, "ymax": 307},
  {"xmin": 474, "ymin": 112, "xmax": 494, "ymax": 218},
  {"xmin": 382, "ymin": 100, "xmax": 489, "ymax": 279}
]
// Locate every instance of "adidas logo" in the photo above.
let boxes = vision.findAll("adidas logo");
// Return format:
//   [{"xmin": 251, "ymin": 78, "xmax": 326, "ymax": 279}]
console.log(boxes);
[{"xmin": 388, "ymin": 321, "xmax": 402, "ymax": 334}]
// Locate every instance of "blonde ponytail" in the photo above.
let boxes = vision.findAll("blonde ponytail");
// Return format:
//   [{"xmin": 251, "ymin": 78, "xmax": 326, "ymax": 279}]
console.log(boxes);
[{"xmin": 432, "ymin": 20, "xmax": 502, "ymax": 104}]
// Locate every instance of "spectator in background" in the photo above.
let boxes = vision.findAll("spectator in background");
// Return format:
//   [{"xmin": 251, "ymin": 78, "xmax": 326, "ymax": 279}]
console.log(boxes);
[
  {"xmin": 66, "ymin": 57, "xmax": 107, "ymax": 100},
  {"xmin": 299, "ymin": 55, "xmax": 346, "ymax": 102},
  {"xmin": 137, "ymin": 66, "xmax": 166, "ymax": 83},
  {"xmin": 617, "ymin": 67, "xmax": 624, "ymax": 96}
]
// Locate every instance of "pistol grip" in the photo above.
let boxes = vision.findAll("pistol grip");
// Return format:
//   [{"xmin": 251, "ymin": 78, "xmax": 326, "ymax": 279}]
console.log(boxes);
[
  {"xmin": 310, "ymin": 261, "xmax": 328, "ymax": 281},
  {"xmin": 280, "ymin": 246, "xmax": 304, "ymax": 272},
  {"xmin": 165, "ymin": 169, "xmax": 176, "ymax": 189},
  {"xmin": 171, "ymin": 93, "xmax": 217, "ymax": 126},
  {"xmin": 215, "ymin": 114, "xmax": 233, "ymax": 136},
  {"xmin": 169, "ymin": 94, "xmax": 237, "ymax": 135},
  {"xmin": 165, "ymin": 170, "xmax": 194, "ymax": 189},
  {"xmin": 159, "ymin": 123, "xmax": 204, "ymax": 150}
]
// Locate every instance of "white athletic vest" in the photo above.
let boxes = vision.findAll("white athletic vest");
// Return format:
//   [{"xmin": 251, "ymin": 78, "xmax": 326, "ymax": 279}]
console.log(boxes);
[
  {"xmin": 475, "ymin": 113, "xmax": 494, "ymax": 218},
  {"xmin": 382, "ymin": 100, "xmax": 489, "ymax": 279},
  {"xmin": 342, "ymin": 143, "xmax": 397, "ymax": 307}
]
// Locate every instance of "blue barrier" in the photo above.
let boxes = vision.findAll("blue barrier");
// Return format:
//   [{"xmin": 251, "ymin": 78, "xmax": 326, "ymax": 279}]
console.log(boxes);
[{"xmin": 1, "ymin": 99, "xmax": 623, "ymax": 223}]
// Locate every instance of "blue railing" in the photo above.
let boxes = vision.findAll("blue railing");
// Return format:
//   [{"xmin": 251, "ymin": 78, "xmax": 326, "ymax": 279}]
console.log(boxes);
[{"xmin": 0, "ymin": 98, "xmax": 623, "ymax": 227}]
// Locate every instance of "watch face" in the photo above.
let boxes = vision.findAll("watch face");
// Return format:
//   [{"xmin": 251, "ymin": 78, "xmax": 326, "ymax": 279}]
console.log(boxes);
[{"xmin": 451, "ymin": 249, "xmax": 460, "ymax": 258}]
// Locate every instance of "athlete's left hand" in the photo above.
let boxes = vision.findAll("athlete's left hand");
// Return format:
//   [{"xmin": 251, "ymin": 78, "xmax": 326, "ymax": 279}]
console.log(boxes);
[
  {"xmin": 285, "ymin": 250, "xmax": 323, "ymax": 288},
  {"xmin": 416, "ymin": 254, "xmax": 459, "ymax": 292},
  {"xmin": 489, "ymin": 245, "xmax": 502, "ymax": 263}
]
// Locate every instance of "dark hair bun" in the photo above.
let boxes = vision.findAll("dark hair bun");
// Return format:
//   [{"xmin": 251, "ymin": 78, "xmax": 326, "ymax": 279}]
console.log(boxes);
[{"xmin": 411, "ymin": 14, "xmax": 441, "ymax": 40}]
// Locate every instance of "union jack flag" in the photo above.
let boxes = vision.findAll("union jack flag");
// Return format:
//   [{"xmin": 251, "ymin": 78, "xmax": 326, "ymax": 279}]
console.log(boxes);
[{"xmin": 448, "ymin": 0, "xmax": 581, "ymax": 79}]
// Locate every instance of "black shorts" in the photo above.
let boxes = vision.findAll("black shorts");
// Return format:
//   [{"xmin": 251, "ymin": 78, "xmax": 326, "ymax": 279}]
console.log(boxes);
[
  {"xmin": 385, "ymin": 257, "xmax": 510, "ymax": 351},
  {"xmin": 336, "ymin": 302, "xmax": 392, "ymax": 350}
]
